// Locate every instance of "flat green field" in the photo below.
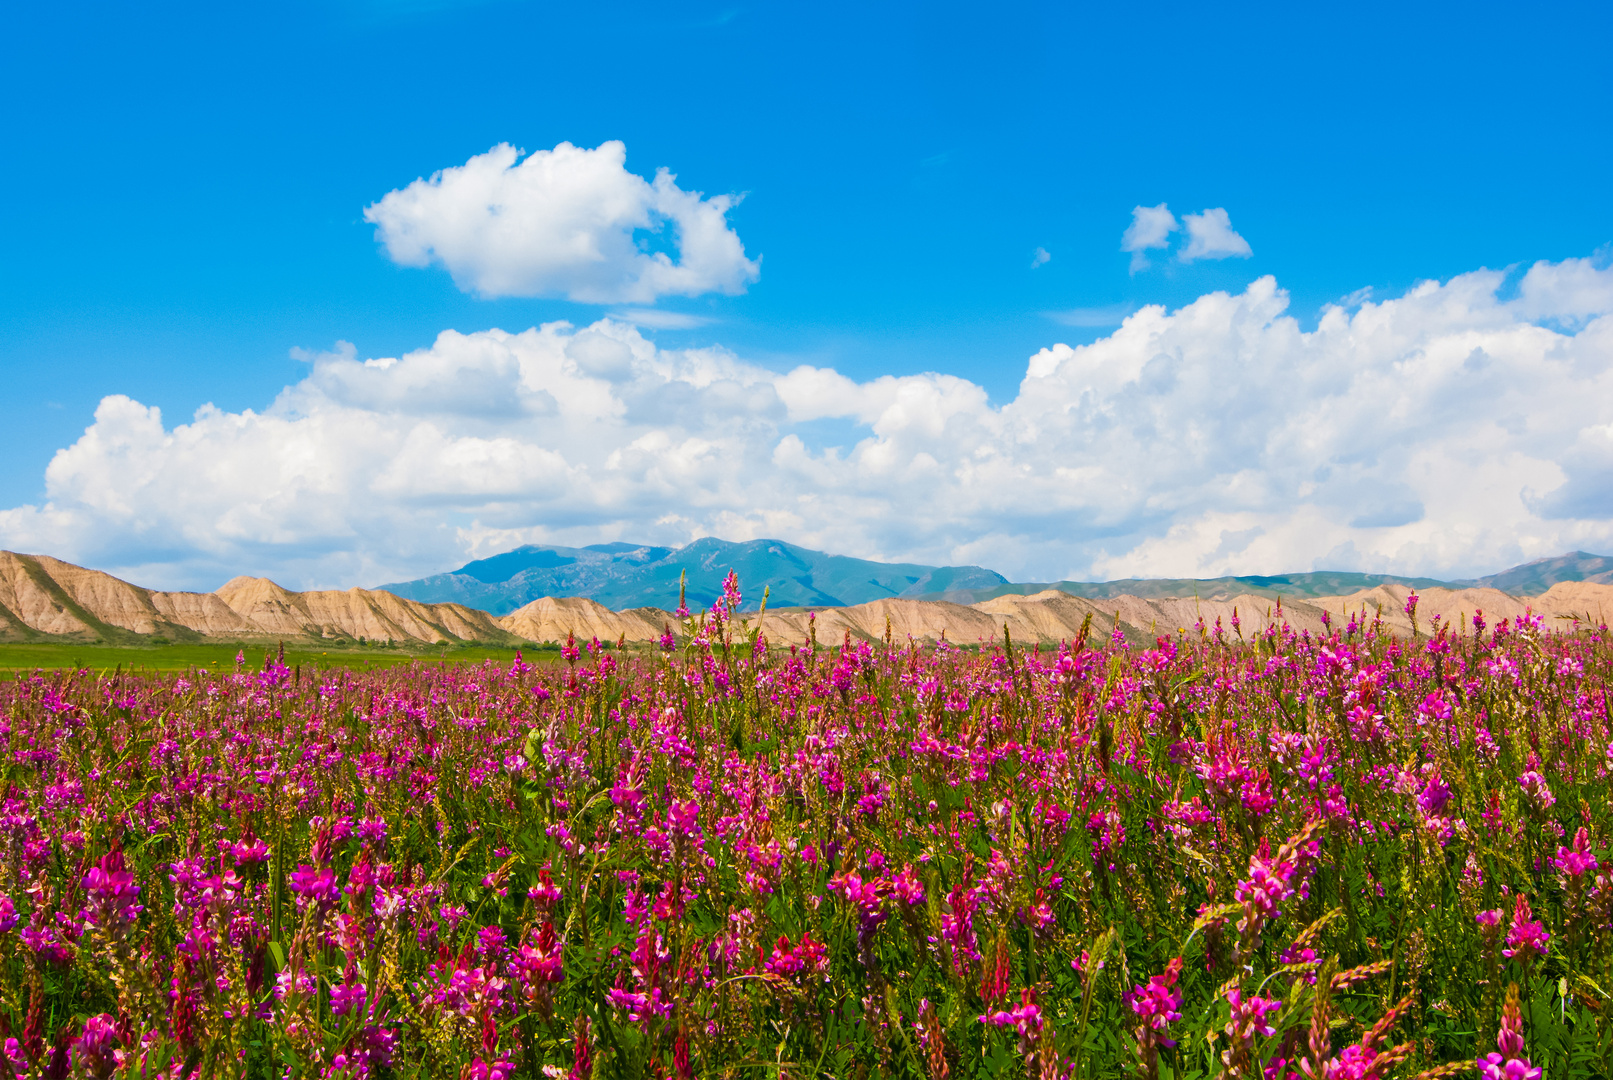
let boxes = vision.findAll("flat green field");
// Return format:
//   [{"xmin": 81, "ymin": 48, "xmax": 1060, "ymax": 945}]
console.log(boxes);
[{"xmin": 0, "ymin": 641, "xmax": 562, "ymax": 675}]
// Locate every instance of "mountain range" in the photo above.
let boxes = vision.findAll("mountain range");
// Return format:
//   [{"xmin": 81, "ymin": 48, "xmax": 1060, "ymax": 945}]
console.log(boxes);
[
  {"xmin": 3, "ymin": 543, "xmax": 1612, "ymax": 652},
  {"xmin": 378, "ymin": 538, "xmax": 1011, "ymax": 614},
  {"xmin": 379, "ymin": 539, "xmax": 1613, "ymax": 613}
]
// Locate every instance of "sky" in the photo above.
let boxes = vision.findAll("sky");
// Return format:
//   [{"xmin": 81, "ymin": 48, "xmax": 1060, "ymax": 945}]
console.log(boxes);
[{"xmin": 2, "ymin": 0, "xmax": 1612, "ymax": 591}]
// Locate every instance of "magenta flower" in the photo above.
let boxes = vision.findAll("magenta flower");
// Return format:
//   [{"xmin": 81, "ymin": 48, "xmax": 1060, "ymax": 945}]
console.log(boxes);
[
  {"xmin": 288, "ymin": 864, "xmax": 340, "ymax": 909},
  {"xmin": 1553, "ymin": 827, "xmax": 1599, "ymax": 878},
  {"xmin": 1222, "ymin": 988, "xmax": 1282, "ymax": 1073},
  {"xmin": 530, "ymin": 869, "xmax": 563, "ymax": 912},
  {"xmin": 231, "ymin": 835, "xmax": 271, "ymax": 865},
  {"xmin": 82, "ymin": 849, "xmax": 143, "ymax": 928},
  {"xmin": 828, "ymin": 869, "xmax": 889, "ymax": 953},
  {"xmin": 329, "ymin": 979, "xmax": 367, "ymax": 1017},
  {"xmin": 69, "ymin": 1014, "xmax": 119, "ymax": 1079},
  {"xmin": 1225, "ymin": 990, "xmax": 1280, "ymax": 1038},
  {"xmin": 891, "ymin": 864, "xmax": 925, "ymax": 907},
  {"xmin": 1480, "ymin": 984, "xmax": 1542, "ymax": 1080},
  {"xmin": 1502, "ymin": 894, "xmax": 1549, "ymax": 962},
  {"xmin": 763, "ymin": 931, "xmax": 828, "ymax": 980},
  {"xmin": 1417, "ymin": 772, "xmax": 1453, "ymax": 816},
  {"xmin": 1127, "ymin": 957, "xmax": 1184, "ymax": 1046},
  {"xmin": 667, "ymin": 798, "xmax": 702, "ymax": 839},
  {"xmin": 1517, "ymin": 770, "xmax": 1556, "ymax": 811},
  {"xmin": 979, "ymin": 987, "xmax": 1045, "ymax": 1052},
  {"xmin": 466, "ymin": 1057, "xmax": 517, "ymax": 1080}
]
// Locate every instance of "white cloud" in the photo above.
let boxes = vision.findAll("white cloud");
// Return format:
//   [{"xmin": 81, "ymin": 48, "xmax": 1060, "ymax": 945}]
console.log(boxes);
[
  {"xmin": 1030, "ymin": 247, "xmax": 1051, "ymax": 269},
  {"xmin": 363, "ymin": 141, "xmax": 760, "ymax": 304},
  {"xmin": 1179, "ymin": 207, "xmax": 1253, "ymax": 262},
  {"xmin": 1120, "ymin": 203, "xmax": 1178, "ymax": 272},
  {"xmin": 5, "ymin": 256, "xmax": 1613, "ymax": 591}
]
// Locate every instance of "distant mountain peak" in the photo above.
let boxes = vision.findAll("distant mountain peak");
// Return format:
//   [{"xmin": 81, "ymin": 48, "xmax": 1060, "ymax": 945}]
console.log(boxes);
[{"xmin": 381, "ymin": 537, "xmax": 1008, "ymax": 615}]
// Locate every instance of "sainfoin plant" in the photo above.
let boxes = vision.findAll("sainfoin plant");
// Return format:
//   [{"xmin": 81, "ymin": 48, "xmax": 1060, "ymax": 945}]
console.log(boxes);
[{"xmin": 2, "ymin": 585, "xmax": 1612, "ymax": 1078}]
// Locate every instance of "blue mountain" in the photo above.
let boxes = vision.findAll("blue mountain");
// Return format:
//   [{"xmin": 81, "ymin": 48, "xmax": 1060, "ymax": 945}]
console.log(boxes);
[{"xmin": 377, "ymin": 538, "xmax": 1010, "ymax": 615}]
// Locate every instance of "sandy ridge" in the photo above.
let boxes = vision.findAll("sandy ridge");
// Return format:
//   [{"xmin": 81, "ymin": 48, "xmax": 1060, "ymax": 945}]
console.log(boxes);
[{"xmin": 3, "ymin": 549, "xmax": 1612, "ymax": 649}]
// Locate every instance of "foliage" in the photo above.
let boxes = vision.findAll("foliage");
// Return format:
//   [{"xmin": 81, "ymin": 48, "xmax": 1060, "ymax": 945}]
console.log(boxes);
[{"xmin": 0, "ymin": 577, "xmax": 1609, "ymax": 1079}]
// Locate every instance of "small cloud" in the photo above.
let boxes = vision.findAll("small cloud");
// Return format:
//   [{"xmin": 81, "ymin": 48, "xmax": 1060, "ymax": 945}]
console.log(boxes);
[
  {"xmin": 919, "ymin": 150, "xmax": 952, "ymax": 169},
  {"xmin": 1030, "ymin": 247, "xmax": 1051, "ymax": 269},
  {"xmin": 609, "ymin": 309, "xmax": 716, "ymax": 330},
  {"xmin": 1044, "ymin": 303, "xmax": 1137, "ymax": 327},
  {"xmin": 1121, "ymin": 204, "xmax": 1178, "ymax": 273},
  {"xmin": 364, "ymin": 141, "xmax": 759, "ymax": 304},
  {"xmin": 1179, "ymin": 208, "xmax": 1252, "ymax": 263}
]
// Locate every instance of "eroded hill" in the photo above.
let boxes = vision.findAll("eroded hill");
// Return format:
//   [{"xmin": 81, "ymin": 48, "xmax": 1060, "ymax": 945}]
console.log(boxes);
[{"xmin": 5, "ymin": 549, "xmax": 1609, "ymax": 652}]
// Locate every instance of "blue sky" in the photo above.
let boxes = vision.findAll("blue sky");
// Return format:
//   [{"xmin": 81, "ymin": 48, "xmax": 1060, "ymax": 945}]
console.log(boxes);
[{"xmin": 3, "ymin": 0, "xmax": 1612, "ymax": 589}]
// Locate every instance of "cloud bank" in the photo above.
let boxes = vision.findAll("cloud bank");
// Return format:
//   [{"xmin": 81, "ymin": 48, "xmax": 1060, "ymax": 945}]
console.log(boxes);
[
  {"xmin": 4, "ymin": 257, "xmax": 1612, "ymax": 590},
  {"xmin": 364, "ymin": 141, "xmax": 760, "ymax": 303}
]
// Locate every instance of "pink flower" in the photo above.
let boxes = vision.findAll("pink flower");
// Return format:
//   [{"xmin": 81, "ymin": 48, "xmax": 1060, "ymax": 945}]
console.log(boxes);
[
  {"xmin": 1480, "ymin": 983, "xmax": 1541, "ymax": 1080},
  {"xmin": 891, "ymin": 864, "xmax": 926, "ymax": 907},
  {"xmin": 329, "ymin": 979, "xmax": 366, "ymax": 1017},
  {"xmin": 1417, "ymin": 772, "xmax": 1453, "ymax": 816},
  {"xmin": 288, "ymin": 865, "xmax": 340, "ymax": 909},
  {"xmin": 1553, "ymin": 827, "xmax": 1599, "ymax": 879},
  {"xmin": 82, "ymin": 849, "xmax": 143, "ymax": 928},
  {"xmin": 1127, "ymin": 957, "xmax": 1184, "ymax": 1046},
  {"xmin": 70, "ymin": 1014, "xmax": 119, "ymax": 1078},
  {"xmin": 1502, "ymin": 894, "xmax": 1549, "ymax": 962},
  {"xmin": 1517, "ymin": 770, "xmax": 1556, "ymax": 810},
  {"xmin": 763, "ymin": 931, "xmax": 828, "ymax": 980}
]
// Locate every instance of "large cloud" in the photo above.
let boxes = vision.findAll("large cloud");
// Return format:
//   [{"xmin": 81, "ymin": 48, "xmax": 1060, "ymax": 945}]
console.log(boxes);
[
  {"xmin": 364, "ymin": 141, "xmax": 760, "ymax": 303},
  {"xmin": 4, "ymin": 256, "xmax": 1612, "ymax": 590}
]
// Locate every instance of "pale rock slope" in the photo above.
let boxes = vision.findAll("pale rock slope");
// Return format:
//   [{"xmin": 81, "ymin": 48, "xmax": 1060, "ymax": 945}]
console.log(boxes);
[
  {"xmin": 496, "ymin": 597, "xmax": 671, "ymax": 644},
  {"xmin": 0, "ymin": 550, "xmax": 516, "ymax": 645},
  {"xmin": 0, "ymin": 552, "xmax": 98, "ymax": 638},
  {"xmin": 1535, "ymin": 582, "xmax": 1613, "ymax": 626},
  {"xmin": 1307, "ymin": 583, "xmax": 1613, "ymax": 637},
  {"xmin": 744, "ymin": 591, "xmax": 1335, "ymax": 649},
  {"xmin": 978, "ymin": 590, "xmax": 1334, "ymax": 643},
  {"xmin": 763, "ymin": 598, "xmax": 1004, "ymax": 647},
  {"xmin": 215, "ymin": 577, "xmax": 510, "ymax": 644},
  {"xmin": 149, "ymin": 591, "xmax": 260, "ymax": 636}
]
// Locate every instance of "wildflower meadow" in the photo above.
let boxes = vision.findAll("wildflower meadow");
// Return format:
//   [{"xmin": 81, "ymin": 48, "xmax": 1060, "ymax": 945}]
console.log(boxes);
[{"xmin": 2, "ymin": 574, "xmax": 1610, "ymax": 1080}]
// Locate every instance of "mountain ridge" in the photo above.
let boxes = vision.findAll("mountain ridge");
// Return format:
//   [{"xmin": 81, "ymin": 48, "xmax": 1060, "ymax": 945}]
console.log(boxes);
[
  {"xmin": 378, "ymin": 538, "xmax": 1011, "ymax": 614},
  {"xmin": 380, "ymin": 538, "xmax": 1613, "ymax": 611},
  {"xmin": 3, "ymin": 546, "xmax": 1611, "ymax": 653}
]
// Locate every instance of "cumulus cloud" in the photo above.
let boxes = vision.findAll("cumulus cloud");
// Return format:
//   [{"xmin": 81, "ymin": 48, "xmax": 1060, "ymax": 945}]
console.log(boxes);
[
  {"xmin": 1030, "ymin": 247, "xmax": 1051, "ymax": 269},
  {"xmin": 5, "ymin": 256, "xmax": 1613, "ymax": 590},
  {"xmin": 1179, "ymin": 207, "xmax": 1253, "ymax": 262},
  {"xmin": 364, "ymin": 141, "xmax": 760, "ymax": 303},
  {"xmin": 1120, "ymin": 203, "xmax": 1178, "ymax": 272}
]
